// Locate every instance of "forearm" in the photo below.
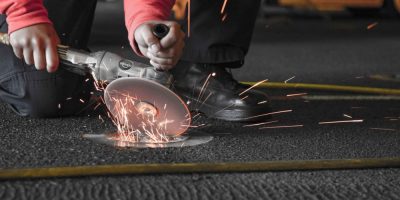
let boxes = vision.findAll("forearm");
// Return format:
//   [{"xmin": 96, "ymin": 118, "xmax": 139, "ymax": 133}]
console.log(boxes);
[
  {"xmin": 124, "ymin": 0, "xmax": 175, "ymax": 55},
  {"xmin": 0, "ymin": 0, "xmax": 51, "ymax": 34}
]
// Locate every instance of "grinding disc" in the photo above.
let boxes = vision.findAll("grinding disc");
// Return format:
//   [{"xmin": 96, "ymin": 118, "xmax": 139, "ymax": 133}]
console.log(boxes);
[{"xmin": 104, "ymin": 77, "xmax": 191, "ymax": 136}]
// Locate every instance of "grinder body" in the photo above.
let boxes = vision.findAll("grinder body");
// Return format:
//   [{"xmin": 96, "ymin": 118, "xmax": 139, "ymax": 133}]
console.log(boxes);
[{"xmin": 90, "ymin": 51, "xmax": 173, "ymax": 88}]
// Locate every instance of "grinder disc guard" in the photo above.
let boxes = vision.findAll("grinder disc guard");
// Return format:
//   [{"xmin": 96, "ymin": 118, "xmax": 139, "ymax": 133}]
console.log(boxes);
[{"xmin": 104, "ymin": 77, "xmax": 191, "ymax": 137}]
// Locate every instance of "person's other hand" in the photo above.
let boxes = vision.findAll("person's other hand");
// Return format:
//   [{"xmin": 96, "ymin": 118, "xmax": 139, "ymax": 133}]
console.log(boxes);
[
  {"xmin": 9, "ymin": 23, "xmax": 60, "ymax": 72},
  {"xmin": 134, "ymin": 21, "xmax": 185, "ymax": 70}
]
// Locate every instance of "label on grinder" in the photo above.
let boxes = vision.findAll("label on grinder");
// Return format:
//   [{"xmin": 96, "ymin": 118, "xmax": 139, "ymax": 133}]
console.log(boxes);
[{"xmin": 119, "ymin": 59, "xmax": 133, "ymax": 70}]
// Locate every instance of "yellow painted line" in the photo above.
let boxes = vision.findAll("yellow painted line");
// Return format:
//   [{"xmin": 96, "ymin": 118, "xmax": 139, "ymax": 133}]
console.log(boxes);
[
  {"xmin": 241, "ymin": 82, "xmax": 400, "ymax": 95},
  {"xmin": 0, "ymin": 157, "xmax": 400, "ymax": 179}
]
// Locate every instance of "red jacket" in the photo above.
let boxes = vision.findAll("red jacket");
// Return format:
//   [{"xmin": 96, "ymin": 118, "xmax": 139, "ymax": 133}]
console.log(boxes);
[{"xmin": 0, "ymin": 0, "xmax": 175, "ymax": 55}]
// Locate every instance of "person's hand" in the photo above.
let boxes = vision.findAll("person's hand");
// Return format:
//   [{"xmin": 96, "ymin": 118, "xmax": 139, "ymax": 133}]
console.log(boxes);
[
  {"xmin": 134, "ymin": 21, "xmax": 185, "ymax": 70},
  {"xmin": 9, "ymin": 24, "xmax": 60, "ymax": 72}
]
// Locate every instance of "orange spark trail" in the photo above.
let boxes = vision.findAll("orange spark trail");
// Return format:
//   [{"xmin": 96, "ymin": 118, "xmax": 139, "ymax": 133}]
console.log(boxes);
[
  {"xmin": 319, "ymin": 119, "xmax": 363, "ymax": 125},
  {"xmin": 239, "ymin": 79, "xmax": 268, "ymax": 96},
  {"xmin": 197, "ymin": 73, "xmax": 213, "ymax": 103},
  {"xmin": 106, "ymin": 92, "xmax": 184, "ymax": 144},
  {"xmin": 242, "ymin": 120, "xmax": 278, "ymax": 127},
  {"xmin": 244, "ymin": 109, "xmax": 293, "ymax": 120},
  {"xmin": 367, "ymin": 22, "xmax": 378, "ymax": 30},
  {"xmin": 221, "ymin": 0, "xmax": 228, "ymax": 14},
  {"xmin": 260, "ymin": 124, "xmax": 303, "ymax": 129}
]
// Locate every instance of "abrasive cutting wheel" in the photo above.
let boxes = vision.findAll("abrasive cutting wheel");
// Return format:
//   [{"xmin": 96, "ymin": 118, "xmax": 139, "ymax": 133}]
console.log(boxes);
[{"xmin": 104, "ymin": 77, "xmax": 192, "ymax": 138}]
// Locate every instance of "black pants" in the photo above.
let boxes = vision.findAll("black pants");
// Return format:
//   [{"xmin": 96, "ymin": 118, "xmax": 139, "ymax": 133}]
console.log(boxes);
[
  {"xmin": 0, "ymin": 0, "xmax": 260, "ymax": 117},
  {"xmin": 180, "ymin": 0, "xmax": 261, "ymax": 64}
]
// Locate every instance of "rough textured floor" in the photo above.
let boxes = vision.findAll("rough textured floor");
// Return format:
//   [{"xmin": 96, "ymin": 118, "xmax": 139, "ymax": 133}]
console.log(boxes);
[
  {"xmin": 2, "ymin": 170, "xmax": 400, "ymax": 200},
  {"xmin": 1, "ymin": 1, "xmax": 400, "ymax": 199}
]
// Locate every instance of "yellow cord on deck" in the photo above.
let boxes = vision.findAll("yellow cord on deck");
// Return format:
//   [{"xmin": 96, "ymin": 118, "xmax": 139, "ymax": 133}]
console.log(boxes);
[{"xmin": 241, "ymin": 82, "xmax": 400, "ymax": 95}]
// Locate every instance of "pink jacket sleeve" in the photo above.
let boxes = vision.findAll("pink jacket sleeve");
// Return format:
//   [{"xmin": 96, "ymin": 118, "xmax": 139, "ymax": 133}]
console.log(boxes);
[
  {"xmin": 0, "ymin": 0, "xmax": 51, "ymax": 34},
  {"xmin": 124, "ymin": 0, "xmax": 175, "ymax": 56}
]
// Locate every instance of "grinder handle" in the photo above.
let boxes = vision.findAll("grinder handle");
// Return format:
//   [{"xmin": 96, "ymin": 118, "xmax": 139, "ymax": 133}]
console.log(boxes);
[
  {"xmin": 151, "ymin": 24, "xmax": 170, "ymax": 72},
  {"xmin": 0, "ymin": 32, "xmax": 66, "ymax": 49},
  {"xmin": 0, "ymin": 32, "xmax": 89, "ymax": 75}
]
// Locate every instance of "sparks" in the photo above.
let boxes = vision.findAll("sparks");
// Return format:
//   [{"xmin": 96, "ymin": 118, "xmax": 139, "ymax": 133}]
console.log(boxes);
[
  {"xmin": 384, "ymin": 116, "xmax": 400, "ymax": 119},
  {"xmin": 66, "ymin": 97, "xmax": 72, "ymax": 100},
  {"xmin": 244, "ymin": 109, "xmax": 292, "ymax": 120},
  {"xmin": 343, "ymin": 114, "xmax": 353, "ymax": 119},
  {"xmin": 319, "ymin": 119, "xmax": 364, "ymax": 125},
  {"xmin": 284, "ymin": 76, "xmax": 295, "ymax": 83},
  {"xmin": 196, "ymin": 73, "xmax": 213, "ymax": 105},
  {"xmin": 197, "ymin": 92, "xmax": 213, "ymax": 110},
  {"xmin": 85, "ymin": 78, "xmax": 90, "ymax": 82},
  {"xmin": 58, "ymin": 104, "xmax": 61, "ymax": 109},
  {"xmin": 99, "ymin": 115, "xmax": 105, "ymax": 123},
  {"xmin": 240, "ymin": 95, "xmax": 249, "ymax": 101},
  {"xmin": 180, "ymin": 142, "xmax": 186, "ymax": 147},
  {"xmin": 286, "ymin": 93, "xmax": 307, "ymax": 97},
  {"xmin": 79, "ymin": 99, "xmax": 85, "ymax": 103},
  {"xmin": 222, "ymin": 13, "xmax": 228, "ymax": 22},
  {"xmin": 213, "ymin": 103, "xmax": 235, "ymax": 115},
  {"xmin": 93, "ymin": 102, "xmax": 102, "ymax": 110},
  {"xmin": 220, "ymin": 0, "xmax": 228, "ymax": 14},
  {"xmin": 260, "ymin": 124, "xmax": 303, "ymax": 129},
  {"xmin": 181, "ymin": 124, "xmax": 206, "ymax": 128},
  {"xmin": 367, "ymin": 22, "xmax": 378, "ymax": 30},
  {"xmin": 191, "ymin": 113, "xmax": 201, "ymax": 119},
  {"xmin": 369, "ymin": 128, "xmax": 396, "ymax": 132},
  {"xmin": 106, "ymin": 92, "xmax": 186, "ymax": 144},
  {"xmin": 239, "ymin": 78, "xmax": 268, "ymax": 96},
  {"xmin": 257, "ymin": 100, "xmax": 268, "ymax": 104},
  {"xmin": 242, "ymin": 120, "xmax": 278, "ymax": 127}
]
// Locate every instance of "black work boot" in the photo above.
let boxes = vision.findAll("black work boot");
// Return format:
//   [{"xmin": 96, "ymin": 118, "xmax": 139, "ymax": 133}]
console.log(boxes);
[{"xmin": 171, "ymin": 61, "xmax": 271, "ymax": 122}]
